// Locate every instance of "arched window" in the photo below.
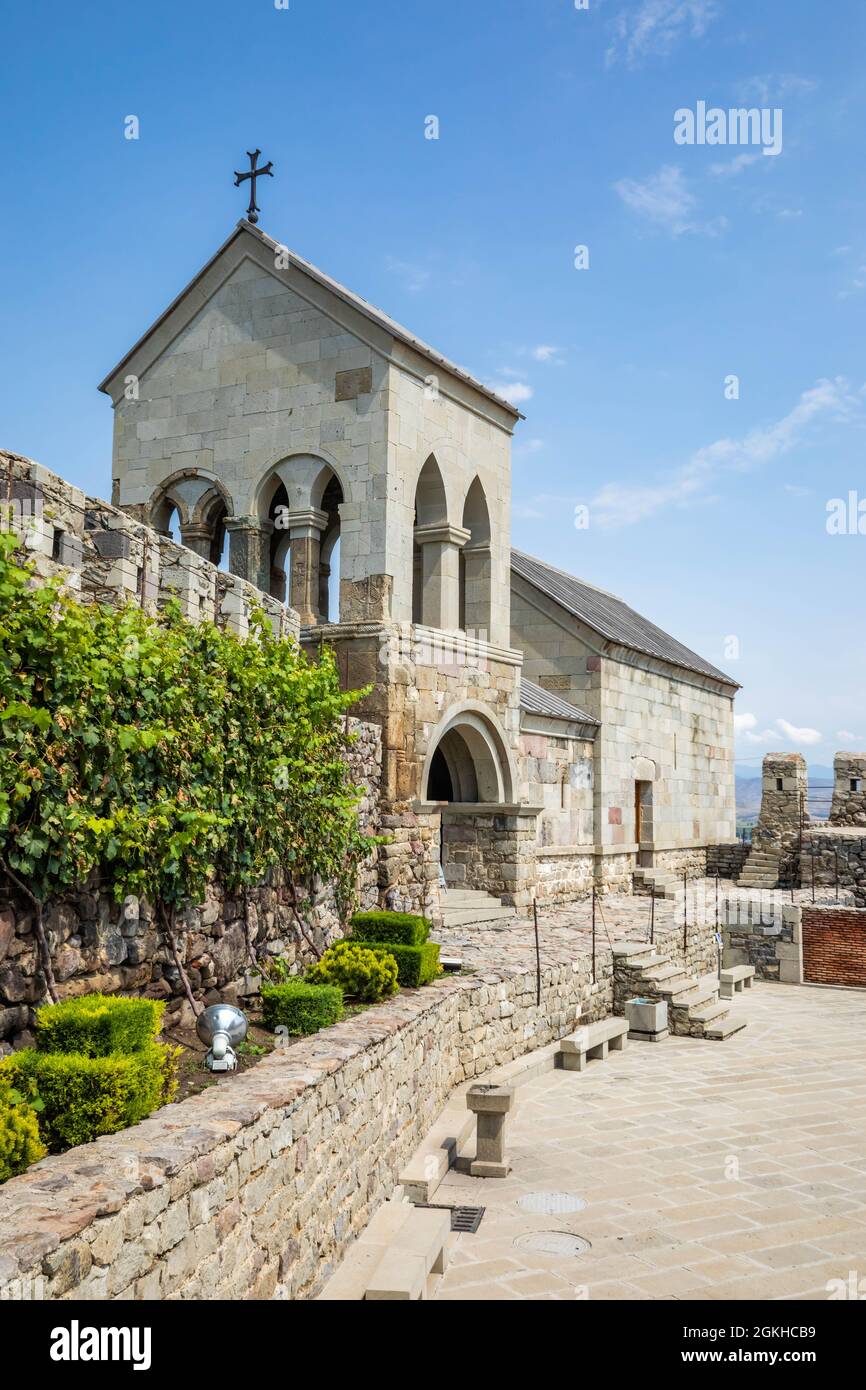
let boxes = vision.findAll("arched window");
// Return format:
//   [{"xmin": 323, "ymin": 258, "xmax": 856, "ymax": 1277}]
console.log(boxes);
[
  {"xmin": 460, "ymin": 477, "xmax": 491, "ymax": 639},
  {"xmin": 413, "ymin": 455, "xmax": 458, "ymax": 629},
  {"xmin": 260, "ymin": 458, "xmax": 344, "ymax": 621}
]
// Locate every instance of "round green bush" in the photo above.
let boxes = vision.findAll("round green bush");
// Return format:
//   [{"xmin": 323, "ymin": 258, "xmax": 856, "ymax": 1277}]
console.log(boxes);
[
  {"xmin": 0, "ymin": 1072, "xmax": 46, "ymax": 1183},
  {"xmin": 305, "ymin": 940, "xmax": 399, "ymax": 1002}
]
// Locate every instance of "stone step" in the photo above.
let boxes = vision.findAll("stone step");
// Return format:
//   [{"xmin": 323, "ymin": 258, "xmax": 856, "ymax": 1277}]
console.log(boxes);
[
  {"xmin": 688, "ymin": 999, "xmax": 730, "ymax": 1025},
  {"xmin": 441, "ymin": 889, "xmax": 503, "ymax": 905},
  {"xmin": 704, "ymin": 1014, "xmax": 748, "ymax": 1041},
  {"xmin": 673, "ymin": 981, "xmax": 719, "ymax": 1009},
  {"xmin": 439, "ymin": 906, "xmax": 515, "ymax": 927},
  {"xmin": 641, "ymin": 963, "xmax": 687, "ymax": 984}
]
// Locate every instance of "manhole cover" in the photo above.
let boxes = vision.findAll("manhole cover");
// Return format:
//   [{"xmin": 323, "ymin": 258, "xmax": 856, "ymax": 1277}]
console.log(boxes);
[
  {"xmin": 516, "ymin": 1191, "xmax": 587, "ymax": 1215},
  {"xmin": 514, "ymin": 1231, "xmax": 592, "ymax": 1257}
]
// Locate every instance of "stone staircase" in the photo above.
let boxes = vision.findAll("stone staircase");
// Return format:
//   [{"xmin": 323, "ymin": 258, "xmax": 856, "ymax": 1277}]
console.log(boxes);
[
  {"xmin": 439, "ymin": 888, "xmax": 515, "ymax": 928},
  {"xmin": 738, "ymin": 847, "xmax": 781, "ymax": 891},
  {"xmin": 632, "ymin": 867, "xmax": 680, "ymax": 900},
  {"xmin": 612, "ymin": 943, "xmax": 747, "ymax": 1041}
]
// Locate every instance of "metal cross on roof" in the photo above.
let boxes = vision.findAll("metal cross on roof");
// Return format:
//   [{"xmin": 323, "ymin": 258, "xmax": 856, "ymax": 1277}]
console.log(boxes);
[{"xmin": 233, "ymin": 149, "xmax": 274, "ymax": 225}]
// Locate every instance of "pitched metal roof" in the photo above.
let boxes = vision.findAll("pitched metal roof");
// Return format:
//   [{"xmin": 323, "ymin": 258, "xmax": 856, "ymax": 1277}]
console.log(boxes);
[
  {"xmin": 512, "ymin": 550, "xmax": 739, "ymax": 689},
  {"xmin": 520, "ymin": 678, "xmax": 599, "ymax": 726},
  {"xmin": 100, "ymin": 221, "xmax": 524, "ymax": 419}
]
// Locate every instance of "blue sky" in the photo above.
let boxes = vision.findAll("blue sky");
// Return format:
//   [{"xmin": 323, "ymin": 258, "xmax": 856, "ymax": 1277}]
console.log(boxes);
[{"xmin": 1, "ymin": 0, "xmax": 864, "ymax": 767}]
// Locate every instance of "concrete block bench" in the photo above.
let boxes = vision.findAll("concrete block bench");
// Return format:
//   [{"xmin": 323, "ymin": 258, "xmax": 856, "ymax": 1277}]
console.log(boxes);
[
  {"xmin": 318, "ymin": 1200, "xmax": 450, "ymax": 1301},
  {"xmin": 559, "ymin": 1017, "xmax": 628, "ymax": 1071},
  {"xmin": 720, "ymin": 965, "xmax": 755, "ymax": 999}
]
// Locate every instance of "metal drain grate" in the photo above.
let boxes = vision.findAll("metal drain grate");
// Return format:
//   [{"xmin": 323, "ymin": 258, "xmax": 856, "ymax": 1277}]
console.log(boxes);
[
  {"xmin": 417, "ymin": 1203, "xmax": 485, "ymax": 1233},
  {"xmin": 516, "ymin": 1191, "xmax": 587, "ymax": 1215}
]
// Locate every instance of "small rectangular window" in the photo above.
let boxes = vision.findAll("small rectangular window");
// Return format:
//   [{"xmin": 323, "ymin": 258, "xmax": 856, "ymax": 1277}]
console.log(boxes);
[
  {"xmin": 776, "ymin": 778, "xmax": 784, "ymax": 791},
  {"xmin": 852, "ymin": 778, "xmax": 861, "ymax": 793},
  {"xmin": 51, "ymin": 528, "xmax": 64, "ymax": 562}
]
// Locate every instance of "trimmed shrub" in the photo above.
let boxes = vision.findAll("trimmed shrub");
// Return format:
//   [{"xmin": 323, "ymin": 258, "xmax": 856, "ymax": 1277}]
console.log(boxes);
[
  {"xmin": 34, "ymin": 994, "xmax": 165, "ymax": 1057},
  {"xmin": 261, "ymin": 980, "xmax": 344, "ymax": 1036},
  {"xmin": 364, "ymin": 940, "xmax": 441, "ymax": 988},
  {"xmin": 349, "ymin": 911, "xmax": 430, "ymax": 947},
  {"xmin": 0, "ymin": 1072, "xmax": 46, "ymax": 1183},
  {"xmin": 305, "ymin": 940, "xmax": 399, "ymax": 1002},
  {"xmin": 2, "ymin": 1044, "xmax": 179, "ymax": 1152}
]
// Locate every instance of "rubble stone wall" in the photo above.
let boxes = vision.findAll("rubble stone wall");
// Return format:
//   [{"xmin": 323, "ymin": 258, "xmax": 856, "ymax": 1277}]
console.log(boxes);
[{"xmin": 0, "ymin": 952, "xmax": 612, "ymax": 1302}]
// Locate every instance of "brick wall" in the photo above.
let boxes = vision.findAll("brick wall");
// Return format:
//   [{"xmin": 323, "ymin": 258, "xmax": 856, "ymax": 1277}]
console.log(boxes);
[{"xmin": 802, "ymin": 906, "xmax": 866, "ymax": 987}]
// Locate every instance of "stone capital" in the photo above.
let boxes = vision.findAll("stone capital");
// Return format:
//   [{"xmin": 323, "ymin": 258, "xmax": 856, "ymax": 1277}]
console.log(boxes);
[{"xmin": 413, "ymin": 523, "xmax": 471, "ymax": 550}]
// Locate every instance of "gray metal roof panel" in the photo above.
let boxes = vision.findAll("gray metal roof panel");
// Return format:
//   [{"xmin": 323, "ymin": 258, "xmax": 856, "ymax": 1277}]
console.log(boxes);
[
  {"xmin": 519, "ymin": 678, "xmax": 599, "ymax": 726},
  {"xmin": 512, "ymin": 550, "xmax": 739, "ymax": 688}
]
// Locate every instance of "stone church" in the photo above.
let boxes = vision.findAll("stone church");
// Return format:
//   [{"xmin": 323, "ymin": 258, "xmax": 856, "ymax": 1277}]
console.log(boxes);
[{"xmin": 99, "ymin": 218, "xmax": 739, "ymax": 916}]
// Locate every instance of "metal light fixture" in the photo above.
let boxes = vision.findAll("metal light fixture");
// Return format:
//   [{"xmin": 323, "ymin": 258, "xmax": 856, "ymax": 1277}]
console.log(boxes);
[{"xmin": 196, "ymin": 1004, "xmax": 248, "ymax": 1072}]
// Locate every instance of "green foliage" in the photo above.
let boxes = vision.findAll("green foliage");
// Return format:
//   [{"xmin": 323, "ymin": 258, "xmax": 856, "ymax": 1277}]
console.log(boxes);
[
  {"xmin": 0, "ymin": 1071, "xmax": 46, "ymax": 1182},
  {"xmin": 363, "ymin": 940, "xmax": 441, "ymax": 988},
  {"xmin": 261, "ymin": 979, "xmax": 344, "ymax": 1035},
  {"xmin": 0, "ymin": 532, "xmax": 376, "ymax": 1002},
  {"xmin": 349, "ymin": 911, "xmax": 431, "ymax": 947},
  {"xmin": 1, "ymin": 1044, "xmax": 179, "ymax": 1152},
  {"xmin": 305, "ymin": 939, "xmax": 399, "ymax": 1002},
  {"xmin": 34, "ymin": 993, "xmax": 164, "ymax": 1057}
]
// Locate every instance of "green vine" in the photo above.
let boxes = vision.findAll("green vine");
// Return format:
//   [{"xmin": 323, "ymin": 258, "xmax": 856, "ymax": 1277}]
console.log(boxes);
[{"xmin": 0, "ymin": 531, "xmax": 375, "ymax": 1009}]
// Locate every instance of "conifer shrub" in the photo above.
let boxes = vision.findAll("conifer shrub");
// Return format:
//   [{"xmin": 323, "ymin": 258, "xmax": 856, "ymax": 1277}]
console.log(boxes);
[
  {"xmin": 362, "ymin": 940, "xmax": 441, "ymax": 988},
  {"xmin": 305, "ymin": 940, "xmax": 399, "ymax": 1002},
  {"xmin": 261, "ymin": 979, "xmax": 344, "ymax": 1035},
  {"xmin": 1, "ymin": 1045, "xmax": 179, "ymax": 1152},
  {"xmin": 34, "ymin": 994, "xmax": 164, "ymax": 1057},
  {"xmin": 0, "ymin": 1072, "xmax": 46, "ymax": 1183},
  {"xmin": 349, "ymin": 911, "xmax": 431, "ymax": 947}
]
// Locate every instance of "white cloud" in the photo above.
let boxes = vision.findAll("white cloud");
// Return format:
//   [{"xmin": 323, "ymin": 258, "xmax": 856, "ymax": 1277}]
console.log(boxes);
[
  {"xmin": 614, "ymin": 165, "xmax": 726, "ymax": 237},
  {"xmin": 606, "ymin": 0, "xmax": 719, "ymax": 68},
  {"xmin": 486, "ymin": 379, "xmax": 533, "ymax": 405},
  {"xmin": 735, "ymin": 713, "xmax": 824, "ymax": 747},
  {"xmin": 531, "ymin": 345, "xmax": 562, "ymax": 363},
  {"xmin": 591, "ymin": 378, "xmax": 858, "ymax": 528},
  {"xmin": 777, "ymin": 718, "xmax": 823, "ymax": 746},
  {"xmin": 384, "ymin": 256, "xmax": 431, "ymax": 294},
  {"xmin": 517, "ymin": 438, "xmax": 544, "ymax": 455},
  {"xmin": 740, "ymin": 73, "xmax": 817, "ymax": 105},
  {"xmin": 709, "ymin": 152, "xmax": 762, "ymax": 179},
  {"xmin": 838, "ymin": 730, "xmax": 865, "ymax": 743}
]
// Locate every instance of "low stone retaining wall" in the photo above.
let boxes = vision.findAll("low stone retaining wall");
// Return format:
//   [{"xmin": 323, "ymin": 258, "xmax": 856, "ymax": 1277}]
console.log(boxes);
[
  {"xmin": 804, "ymin": 828, "xmax": 866, "ymax": 906},
  {"xmin": 722, "ymin": 895, "xmax": 801, "ymax": 982},
  {"xmin": 802, "ymin": 906, "xmax": 866, "ymax": 987},
  {"xmin": 534, "ymin": 846, "xmax": 593, "ymax": 905},
  {"xmin": 0, "ymin": 951, "xmax": 612, "ymax": 1301},
  {"xmin": 706, "ymin": 842, "xmax": 749, "ymax": 881}
]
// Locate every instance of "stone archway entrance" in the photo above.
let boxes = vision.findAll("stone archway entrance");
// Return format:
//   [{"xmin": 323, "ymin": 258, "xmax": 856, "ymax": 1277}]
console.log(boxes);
[{"xmin": 422, "ymin": 709, "xmax": 534, "ymax": 906}]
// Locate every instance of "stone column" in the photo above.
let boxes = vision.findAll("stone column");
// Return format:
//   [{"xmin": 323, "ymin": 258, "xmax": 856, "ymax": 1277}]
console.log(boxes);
[
  {"xmin": 279, "ymin": 507, "xmax": 328, "ymax": 626},
  {"xmin": 179, "ymin": 521, "xmax": 213, "ymax": 561},
  {"xmin": 413, "ymin": 523, "xmax": 469, "ymax": 630},
  {"xmin": 461, "ymin": 540, "xmax": 491, "ymax": 640},
  {"xmin": 467, "ymin": 1084, "xmax": 514, "ymax": 1178},
  {"xmin": 225, "ymin": 515, "xmax": 272, "ymax": 592}
]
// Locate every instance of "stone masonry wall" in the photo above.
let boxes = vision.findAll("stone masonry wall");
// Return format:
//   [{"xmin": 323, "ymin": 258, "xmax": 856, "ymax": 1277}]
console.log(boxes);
[
  {"xmin": 829, "ymin": 754, "xmax": 866, "ymax": 827},
  {"xmin": 0, "ymin": 952, "xmax": 612, "ymax": 1302},
  {"xmin": 2, "ymin": 450, "xmax": 298, "ymax": 642},
  {"xmin": 806, "ymin": 828, "xmax": 866, "ymax": 906},
  {"xmin": 0, "ymin": 719, "xmax": 382, "ymax": 1053},
  {"xmin": 706, "ymin": 842, "xmax": 750, "ymax": 880}
]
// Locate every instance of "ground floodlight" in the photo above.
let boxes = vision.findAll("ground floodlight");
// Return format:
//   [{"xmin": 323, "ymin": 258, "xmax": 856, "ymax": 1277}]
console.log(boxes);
[{"xmin": 196, "ymin": 1004, "xmax": 248, "ymax": 1072}]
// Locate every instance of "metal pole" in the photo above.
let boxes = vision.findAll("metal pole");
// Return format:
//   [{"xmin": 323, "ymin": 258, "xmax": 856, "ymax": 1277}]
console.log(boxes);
[
  {"xmin": 811, "ymin": 843, "xmax": 816, "ymax": 904},
  {"xmin": 591, "ymin": 886, "xmax": 596, "ymax": 984},
  {"xmin": 835, "ymin": 848, "xmax": 839, "ymax": 902},
  {"xmin": 533, "ymin": 898, "xmax": 541, "ymax": 1006},
  {"xmin": 682, "ymin": 871, "xmax": 688, "ymax": 957},
  {"xmin": 650, "ymin": 889, "xmax": 655, "ymax": 947}
]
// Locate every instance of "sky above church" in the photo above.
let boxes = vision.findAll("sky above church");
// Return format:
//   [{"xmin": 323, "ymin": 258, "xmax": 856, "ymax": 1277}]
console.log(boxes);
[{"xmin": 1, "ymin": 0, "xmax": 864, "ymax": 768}]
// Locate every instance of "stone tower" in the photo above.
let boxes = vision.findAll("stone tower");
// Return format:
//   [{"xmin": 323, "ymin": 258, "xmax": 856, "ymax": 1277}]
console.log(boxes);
[{"xmin": 753, "ymin": 752, "xmax": 809, "ymax": 851}]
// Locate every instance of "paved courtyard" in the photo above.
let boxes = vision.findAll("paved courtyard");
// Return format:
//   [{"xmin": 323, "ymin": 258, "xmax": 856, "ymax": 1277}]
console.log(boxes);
[
  {"xmin": 433, "ymin": 878, "xmax": 851, "ymax": 973},
  {"xmin": 434, "ymin": 980, "xmax": 866, "ymax": 1300}
]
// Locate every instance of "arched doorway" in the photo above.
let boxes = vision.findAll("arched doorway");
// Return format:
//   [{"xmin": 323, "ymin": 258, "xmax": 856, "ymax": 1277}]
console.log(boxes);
[{"xmin": 423, "ymin": 714, "xmax": 510, "ymax": 804}]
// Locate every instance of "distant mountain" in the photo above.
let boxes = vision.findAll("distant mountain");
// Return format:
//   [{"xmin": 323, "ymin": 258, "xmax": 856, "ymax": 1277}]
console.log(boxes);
[{"xmin": 735, "ymin": 763, "xmax": 836, "ymax": 824}]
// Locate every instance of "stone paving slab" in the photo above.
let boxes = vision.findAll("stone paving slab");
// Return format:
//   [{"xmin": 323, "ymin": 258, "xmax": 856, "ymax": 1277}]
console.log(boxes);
[
  {"xmin": 431, "ymin": 878, "xmax": 849, "ymax": 974},
  {"xmin": 433, "ymin": 979, "xmax": 866, "ymax": 1301}
]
